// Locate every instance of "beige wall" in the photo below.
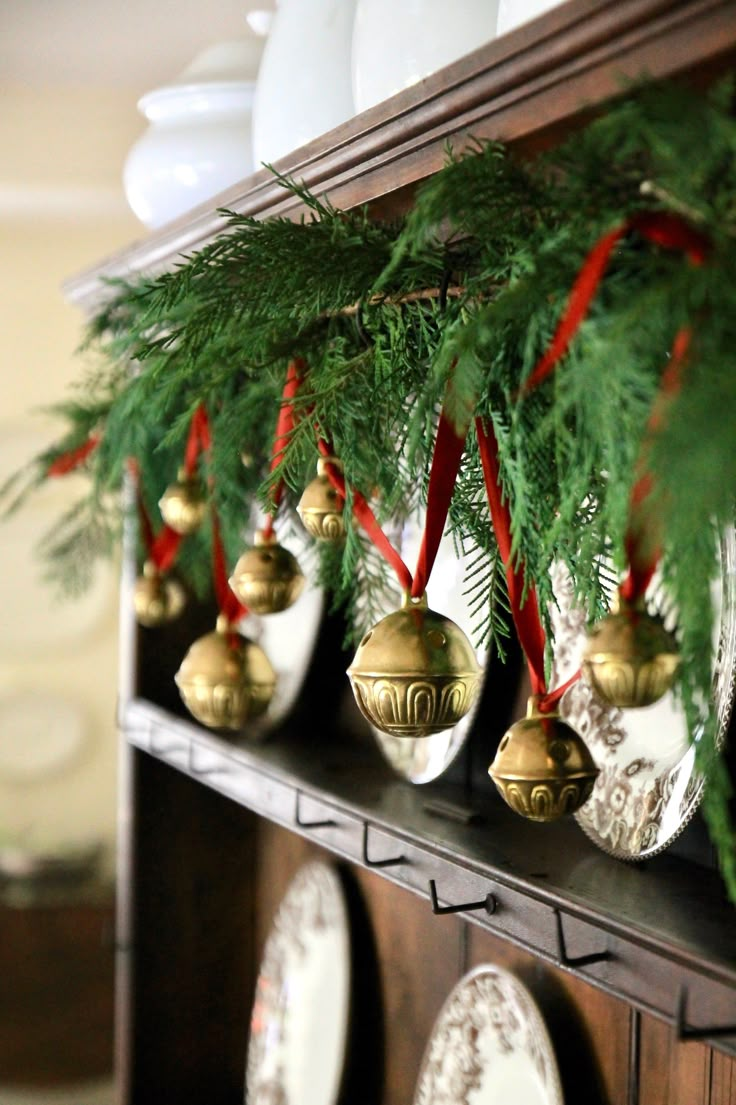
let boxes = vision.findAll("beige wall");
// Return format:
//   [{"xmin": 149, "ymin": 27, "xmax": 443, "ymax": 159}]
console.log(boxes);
[{"xmin": 0, "ymin": 83, "xmax": 143, "ymax": 868}]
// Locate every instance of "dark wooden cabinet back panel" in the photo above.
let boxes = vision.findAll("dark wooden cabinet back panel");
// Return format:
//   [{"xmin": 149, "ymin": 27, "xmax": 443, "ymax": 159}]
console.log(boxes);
[
  {"xmin": 351, "ymin": 868, "xmax": 464, "ymax": 1105},
  {"xmin": 639, "ymin": 1015, "xmax": 704, "ymax": 1105},
  {"xmin": 638, "ymin": 1014, "xmax": 736, "ymax": 1105},
  {"xmin": 711, "ymin": 1050, "xmax": 736, "ymax": 1104}
]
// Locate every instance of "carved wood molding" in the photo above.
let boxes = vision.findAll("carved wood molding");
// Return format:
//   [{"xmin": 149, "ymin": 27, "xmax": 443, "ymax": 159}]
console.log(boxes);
[{"xmin": 64, "ymin": 0, "xmax": 736, "ymax": 310}]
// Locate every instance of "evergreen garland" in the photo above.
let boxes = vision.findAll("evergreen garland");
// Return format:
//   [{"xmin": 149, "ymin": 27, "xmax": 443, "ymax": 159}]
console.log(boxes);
[{"xmin": 4, "ymin": 78, "xmax": 736, "ymax": 896}]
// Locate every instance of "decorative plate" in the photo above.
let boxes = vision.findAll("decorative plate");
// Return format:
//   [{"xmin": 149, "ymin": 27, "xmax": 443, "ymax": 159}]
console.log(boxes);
[
  {"xmin": 246, "ymin": 860, "xmax": 352, "ymax": 1105},
  {"xmin": 413, "ymin": 964, "xmax": 564, "ymax": 1105},
  {"xmin": 369, "ymin": 519, "xmax": 489, "ymax": 783},
  {"xmin": 238, "ymin": 517, "xmax": 324, "ymax": 734},
  {"xmin": 550, "ymin": 530, "xmax": 736, "ymax": 860}
]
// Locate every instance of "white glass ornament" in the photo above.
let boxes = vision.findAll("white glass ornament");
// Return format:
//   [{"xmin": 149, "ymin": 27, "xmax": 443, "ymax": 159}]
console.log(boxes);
[
  {"xmin": 252, "ymin": 0, "xmax": 357, "ymax": 166},
  {"xmin": 123, "ymin": 39, "xmax": 262, "ymax": 229},
  {"xmin": 352, "ymin": 0, "xmax": 500, "ymax": 113}
]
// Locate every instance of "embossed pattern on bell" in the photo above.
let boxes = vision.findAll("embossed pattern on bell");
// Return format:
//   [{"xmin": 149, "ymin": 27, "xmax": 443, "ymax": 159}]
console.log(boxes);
[
  {"xmin": 175, "ymin": 628, "xmax": 276, "ymax": 729},
  {"xmin": 488, "ymin": 698, "xmax": 599, "ymax": 822},
  {"xmin": 349, "ymin": 672, "xmax": 481, "ymax": 737},
  {"xmin": 347, "ymin": 600, "xmax": 482, "ymax": 738},
  {"xmin": 492, "ymin": 776, "xmax": 597, "ymax": 822},
  {"xmin": 583, "ymin": 608, "xmax": 680, "ymax": 708},
  {"xmin": 300, "ymin": 508, "xmax": 346, "ymax": 542},
  {"xmin": 177, "ymin": 676, "xmax": 273, "ymax": 730},
  {"xmin": 297, "ymin": 470, "xmax": 346, "ymax": 543},
  {"xmin": 229, "ymin": 539, "xmax": 305, "ymax": 614},
  {"xmin": 583, "ymin": 654, "xmax": 679, "ymax": 708}
]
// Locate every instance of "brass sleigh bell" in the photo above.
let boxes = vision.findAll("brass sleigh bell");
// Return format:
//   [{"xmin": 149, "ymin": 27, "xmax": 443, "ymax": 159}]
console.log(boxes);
[
  {"xmin": 133, "ymin": 560, "xmax": 186, "ymax": 628},
  {"xmin": 582, "ymin": 598, "xmax": 680, "ymax": 708},
  {"xmin": 347, "ymin": 593, "xmax": 482, "ymax": 738},
  {"xmin": 229, "ymin": 530, "xmax": 305, "ymax": 615},
  {"xmin": 297, "ymin": 456, "xmax": 346, "ymax": 543},
  {"xmin": 175, "ymin": 614, "xmax": 276, "ymax": 730},
  {"xmin": 489, "ymin": 696, "xmax": 599, "ymax": 822},
  {"xmin": 159, "ymin": 467, "xmax": 207, "ymax": 535}
]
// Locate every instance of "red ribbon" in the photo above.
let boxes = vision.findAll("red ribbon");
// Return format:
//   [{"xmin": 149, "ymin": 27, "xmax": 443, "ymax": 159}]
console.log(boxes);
[
  {"xmin": 183, "ymin": 404, "xmax": 211, "ymax": 478},
  {"xmin": 263, "ymin": 358, "xmax": 305, "ymax": 541},
  {"xmin": 318, "ymin": 402, "xmax": 468, "ymax": 599},
  {"xmin": 521, "ymin": 210, "xmax": 709, "ymax": 610},
  {"xmin": 475, "ymin": 417, "xmax": 574, "ymax": 710},
  {"xmin": 47, "ymin": 434, "xmax": 101, "ymax": 476},
  {"xmin": 411, "ymin": 412, "xmax": 468, "ymax": 598},
  {"xmin": 186, "ymin": 404, "xmax": 247, "ymax": 625},
  {"xmin": 522, "ymin": 212, "xmax": 709, "ymax": 394},
  {"xmin": 127, "ymin": 459, "xmax": 182, "ymax": 574},
  {"xmin": 619, "ymin": 325, "xmax": 692, "ymax": 604},
  {"xmin": 317, "ymin": 438, "xmax": 413, "ymax": 593},
  {"xmin": 128, "ymin": 402, "xmax": 212, "ymax": 578},
  {"xmin": 211, "ymin": 502, "xmax": 248, "ymax": 626}
]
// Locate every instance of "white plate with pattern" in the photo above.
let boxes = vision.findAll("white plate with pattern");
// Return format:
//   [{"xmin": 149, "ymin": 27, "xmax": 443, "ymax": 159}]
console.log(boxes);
[
  {"xmin": 550, "ymin": 530, "xmax": 736, "ymax": 859},
  {"xmin": 245, "ymin": 860, "xmax": 352, "ymax": 1105},
  {"xmin": 413, "ymin": 964, "xmax": 564, "ymax": 1105}
]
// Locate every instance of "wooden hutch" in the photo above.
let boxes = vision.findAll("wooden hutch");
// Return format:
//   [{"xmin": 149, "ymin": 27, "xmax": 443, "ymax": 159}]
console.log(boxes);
[{"xmin": 65, "ymin": 2, "xmax": 736, "ymax": 1102}]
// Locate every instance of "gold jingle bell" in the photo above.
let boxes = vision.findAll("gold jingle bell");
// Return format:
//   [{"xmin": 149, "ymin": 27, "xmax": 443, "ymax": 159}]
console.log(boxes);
[
  {"xmin": 489, "ymin": 696, "xmax": 599, "ymax": 823},
  {"xmin": 175, "ymin": 614, "xmax": 276, "ymax": 730},
  {"xmin": 297, "ymin": 456, "xmax": 346, "ymax": 543},
  {"xmin": 229, "ymin": 530, "xmax": 305, "ymax": 615},
  {"xmin": 133, "ymin": 561, "xmax": 186, "ymax": 628},
  {"xmin": 582, "ymin": 598, "xmax": 680, "ymax": 708},
  {"xmin": 159, "ymin": 467, "xmax": 207, "ymax": 535},
  {"xmin": 347, "ymin": 593, "xmax": 482, "ymax": 738}
]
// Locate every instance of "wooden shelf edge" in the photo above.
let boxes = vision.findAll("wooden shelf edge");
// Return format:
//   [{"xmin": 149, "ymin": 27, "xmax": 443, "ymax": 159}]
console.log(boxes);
[
  {"xmin": 122, "ymin": 696, "xmax": 736, "ymax": 1053},
  {"xmin": 64, "ymin": 0, "xmax": 736, "ymax": 311}
]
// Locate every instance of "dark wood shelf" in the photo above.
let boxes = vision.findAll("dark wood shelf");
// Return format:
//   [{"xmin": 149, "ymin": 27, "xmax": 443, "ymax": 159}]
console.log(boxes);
[
  {"xmin": 64, "ymin": 0, "xmax": 736, "ymax": 311},
  {"xmin": 124, "ymin": 696, "xmax": 736, "ymax": 1054}
]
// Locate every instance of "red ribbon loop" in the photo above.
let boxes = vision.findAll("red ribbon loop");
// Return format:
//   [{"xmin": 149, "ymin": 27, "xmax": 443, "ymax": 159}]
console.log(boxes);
[
  {"xmin": 519, "ymin": 210, "xmax": 709, "ymax": 612},
  {"xmin": 317, "ymin": 398, "xmax": 468, "ymax": 601},
  {"xmin": 522, "ymin": 211, "xmax": 709, "ymax": 395},
  {"xmin": 523, "ymin": 224, "xmax": 629, "ymax": 394},
  {"xmin": 187, "ymin": 404, "xmax": 246, "ymax": 623},
  {"xmin": 263, "ymin": 358, "xmax": 305, "ymax": 540},
  {"xmin": 317, "ymin": 439, "xmax": 414, "ymax": 594},
  {"xmin": 629, "ymin": 211, "xmax": 709, "ymax": 267},
  {"xmin": 619, "ymin": 324, "xmax": 692, "ymax": 605},
  {"xmin": 475, "ymin": 417, "xmax": 551, "ymax": 701},
  {"xmin": 183, "ymin": 404, "xmax": 211, "ymax": 477},
  {"xmin": 47, "ymin": 434, "xmax": 101, "ymax": 477},
  {"xmin": 411, "ymin": 411, "xmax": 468, "ymax": 599},
  {"xmin": 126, "ymin": 458, "xmax": 183, "ymax": 573},
  {"xmin": 211, "ymin": 503, "xmax": 248, "ymax": 625}
]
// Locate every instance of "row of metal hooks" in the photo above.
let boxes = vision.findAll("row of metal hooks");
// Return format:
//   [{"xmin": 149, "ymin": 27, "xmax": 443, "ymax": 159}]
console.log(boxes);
[
  {"xmin": 292, "ymin": 790, "xmax": 736, "ymax": 1045},
  {"xmin": 142, "ymin": 738, "xmax": 736, "ymax": 1047}
]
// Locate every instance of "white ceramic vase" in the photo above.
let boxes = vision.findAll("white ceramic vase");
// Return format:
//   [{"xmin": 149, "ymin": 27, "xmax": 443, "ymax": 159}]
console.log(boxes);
[
  {"xmin": 352, "ymin": 0, "xmax": 500, "ymax": 113},
  {"xmin": 496, "ymin": 0, "xmax": 565, "ymax": 36},
  {"xmin": 252, "ymin": 0, "xmax": 357, "ymax": 167},
  {"xmin": 123, "ymin": 39, "xmax": 262, "ymax": 229}
]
